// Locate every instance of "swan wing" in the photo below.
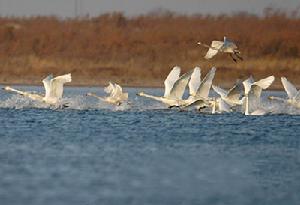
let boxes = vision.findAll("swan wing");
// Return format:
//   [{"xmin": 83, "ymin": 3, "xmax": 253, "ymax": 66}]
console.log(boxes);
[
  {"xmin": 211, "ymin": 40, "xmax": 224, "ymax": 49},
  {"xmin": 218, "ymin": 98, "xmax": 231, "ymax": 112},
  {"xmin": 212, "ymin": 85, "xmax": 227, "ymax": 98},
  {"xmin": 50, "ymin": 73, "xmax": 72, "ymax": 99},
  {"xmin": 251, "ymin": 109, "xmax": 267, "ymax": 116},
  {"xmin": 205, "ymin": 48, "xmax": 219, "ymax": 59},
  {"xmin": 182, "ymin": 98, "xmax": 208, "ymax": 109},
  {"xmin": 120, "ymin": 92, "xmax": 129, "ymax": 101},
  {"xmin": 281, "ymin": 77, "xmax": 298, "ymax": 99},
  {"xmin": 112, "ymin": 84, "xmax": 124, "ymax": 99},
  {"xmin": 248, "ymin": 76, "xmax": 274, "ymax": 99},
  {"xmin": 164, "ymin": 66, "xmax": 181, "ymax": 97},
  {"xmin": 108, "ymin": 83, "xmax": 128, "ymax": 102},
  {"xmin": 188, "ymin": 67, "xmax": 201, "ymax": 96},
  {"xmin": 195, "ymin": 67, "xmax": 216, "ymax": 99},
  {"xmin": 253, "ymin": 76, "xmax": 275, "ymax": 90},
  {"xmin": 226, "ymin": 80, "xmax": 243, "ymax": 102},
  {"xmin": 204, "ymin": 41, "xmax": 224, "ymax": 59},
  {"xmin": 168, "ymin": 69, "xmax": 193, "ymax": 100},
  {"xmin": 42, "ymin": 74, "xmax": 53, "ymax": 98},
  {"xmin": 295, "ymin": 93, "xmax": 300, "ymax": 101},
  {"xmin": 104, "ymin": 82, "xmax": 115, "ymax": 95},
  {"xmin": 247, "ymin": 86, "xmax": 261, "ymax": 112},
  {"xmin": 243, "ymin": 76, "xmax": 255, "ymax": 95}
]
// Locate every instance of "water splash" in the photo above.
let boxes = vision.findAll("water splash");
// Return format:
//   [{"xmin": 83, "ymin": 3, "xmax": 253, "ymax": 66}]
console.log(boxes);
[
  {"xmin": 0, "ymin": 95, "xmax": 48, "ymax": 109},
  {"xmin": 262, "ymin": 99, "xmax": 300, "ymax": 115},
  {"xmin": 1, "ymin": 89, "xmax": 300, "ymax": 115}
]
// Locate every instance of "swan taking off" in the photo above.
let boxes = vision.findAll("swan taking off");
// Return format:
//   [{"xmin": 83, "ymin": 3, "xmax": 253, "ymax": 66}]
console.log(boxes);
[
  {"xmin": 198, "ymin": 36, "xmax": 243, "ymax": 62},
  {"xmin": 3, "ymin": 73, "xmax": 72, "ymax": 106},
  {"xmin": 182, "ymin": 67, "xmax": 216, "ymax": 110},
  {"xmin": 269, "ymin": 77, "xmax": 300, "ymax": 109},
  {"xmin": 137, "ymin": 66, "xmax": 194, "ymax": 107},
  {"xmin": 87, "ymin": 82, "xmax": 128, "ymax": 106},
  {"xmin": 242, "ymin": 75, "xmax": 275, "ymax": 115},
  {"xmin": 212, "ymin": 80, "xmax": 243, "ymax": 107}
]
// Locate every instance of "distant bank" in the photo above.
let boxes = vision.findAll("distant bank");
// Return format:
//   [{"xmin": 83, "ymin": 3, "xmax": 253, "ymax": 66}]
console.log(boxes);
[{"xmin": 0, "ymin": 11, "xmax": 299, "ymax": 89}]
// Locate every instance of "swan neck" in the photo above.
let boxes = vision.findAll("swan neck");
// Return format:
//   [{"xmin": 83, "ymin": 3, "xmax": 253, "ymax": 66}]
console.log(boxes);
[
  {"xmin": 212, "ymin": 99, "xmax": 216, "ymax": 114},
  {"xmin": 245, "ymin": 95, "xmax": 249, "ymax": 115},
  {"xmin": 87, "ymin": 92, "xmax": 106, "ymax": 101},
  {"xmin": 269, "ymin": 96, "xmax": 285, "ymax": 102},
  {"xmin": 140, "ymin": 93, "xmax": 161, "ymax": 101}
]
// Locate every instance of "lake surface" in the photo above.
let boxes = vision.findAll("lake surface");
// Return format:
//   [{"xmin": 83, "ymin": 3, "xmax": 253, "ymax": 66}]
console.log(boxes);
[{"xmin": 0, "ymin": 86, "xmax": 300, "ymax": 205}]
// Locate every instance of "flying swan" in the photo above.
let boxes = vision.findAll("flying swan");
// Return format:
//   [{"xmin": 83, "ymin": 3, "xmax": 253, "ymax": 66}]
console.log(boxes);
[
  {"xmin": 137, "ymin": 66, "xmax": 195, "ymax": 107},
  {"xmin": 198, "ymin": 36, "xmax": 243, "ymax": 62},
  {"xmin": 182, "ymin": 67, "xmax": 217, "ymax": 111},
  {"xmin": 242, "ymin": 75, "xmax": 275, "ymax": 115},
  {"xmin": 210, "ymin": 80, "xmax": 244, "ymax": 113},
  {"xmin": 269, "ymin": 77, "xmax": 300, "ymax": 109}
]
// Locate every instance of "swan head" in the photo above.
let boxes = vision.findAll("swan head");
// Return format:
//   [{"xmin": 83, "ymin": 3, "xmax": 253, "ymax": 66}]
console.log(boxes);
[
  {"xmin": 3, "ymin": 86, "xmax": 10, "ymax": 91},
  {"xmin": 268, "ymin": 96, "xmax": 275, "ymax": 100},
  {"xmin": 234, "ymin": 49, "xmax": 241, "ymax": 54},
  {"xmin": 137, "ymin": 92, "xmax": 145, "ymax": 96}
]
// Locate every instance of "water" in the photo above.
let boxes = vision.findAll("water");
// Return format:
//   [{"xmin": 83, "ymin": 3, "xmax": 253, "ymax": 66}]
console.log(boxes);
[{"xmin": 0, "ymin": 86, "xmax": 300, "ymax": 205}]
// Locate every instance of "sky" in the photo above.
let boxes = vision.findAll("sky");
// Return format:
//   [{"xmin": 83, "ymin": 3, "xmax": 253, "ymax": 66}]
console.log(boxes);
[{"xmin": 0, "ymin": 0, "xmax": 299, "ymax": 17}]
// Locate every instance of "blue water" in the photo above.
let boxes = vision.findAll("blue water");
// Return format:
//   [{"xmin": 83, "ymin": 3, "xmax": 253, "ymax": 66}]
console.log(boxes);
[{"xmin": 0, "ymin": 86, "xmax": 300, "ymax": 205}]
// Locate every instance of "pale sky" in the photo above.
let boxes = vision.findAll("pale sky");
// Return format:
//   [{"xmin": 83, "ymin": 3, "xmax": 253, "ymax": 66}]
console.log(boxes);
[{"xmin": 0, "ymin": 0, "xmax": 299, "ymax": 17}]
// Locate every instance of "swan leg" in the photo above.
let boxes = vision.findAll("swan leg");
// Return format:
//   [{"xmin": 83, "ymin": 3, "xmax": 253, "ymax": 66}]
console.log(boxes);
[
  {"xmin": 230, "ymin": 53, "xmax": 237, "ymax": 62},
  {"xmin": 61, "ymin": 103, "xmax": 70, "ymax": 108},
  {"xmin": 234, "ymin": 52, "xmax": 243, "ymax": 61},
  {"xmin": 168, "ymin": 105, "xmax": 179, "ymax": 109}
]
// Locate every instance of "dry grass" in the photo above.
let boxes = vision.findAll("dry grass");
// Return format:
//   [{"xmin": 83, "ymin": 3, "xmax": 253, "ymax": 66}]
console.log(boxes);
[{"xmin": 0, "ymin": 9, "xmax": 299, "ymax": 88}]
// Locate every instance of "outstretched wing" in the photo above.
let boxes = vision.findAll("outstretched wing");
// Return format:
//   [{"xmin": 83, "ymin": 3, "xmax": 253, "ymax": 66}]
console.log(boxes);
[
  {"xmin": 50, "ymin": 73, "xmax": 72, "ymax": 99},
  {"xmin": 204, "ymin": 41, "xmax": 223, "ymax": 59},
  {"xmin": 226, "ymin": 80, "xmax": 243, "ymax": 102},
  {"xmin": 195, "ymin": 67, "xmax": 216, "ymax": 99},
  {"xmin": 249, "ymin": 76, "xmax": 274, "ymax": 99},
  {"xmin": 243, "ymin": 76, "xmax": 255, "ymax": 95},
  {"xmin": 108, "ymin": 83, "xmax": 128, "ymax": 102},
  {"xmin": 104, "ymin": 82, "xmax": 115, "ymax": 95},
  {"xmin": 281, "ymin": 77, "xmax": 298, "ymax": 99},
  {"xmin": 188, "ymin": 67, "xmax": 201, "ymax": 96},
  {"xmin": 168, "ymin": 69, "xmax": 193, "ymax": 100},
  {"xmin": 164, "ymin": 66, "xmax": 180, "ymax": 97},
  {"xmin": 253, "ymin": 76, "xmax": 275, "ymax": 90},
  {"xmin": 42, "ymin": 74, "xmax": 53, "ymax": 99},
  {"xmin": 212, "ymin": 85, "xmax": 227, "ymax": 98}
]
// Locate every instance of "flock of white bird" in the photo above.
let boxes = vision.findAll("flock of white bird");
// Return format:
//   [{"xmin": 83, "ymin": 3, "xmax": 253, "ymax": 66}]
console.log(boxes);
[{"xmin": 2, "ymin": 37, "xmax": 300, "ymax": 115}]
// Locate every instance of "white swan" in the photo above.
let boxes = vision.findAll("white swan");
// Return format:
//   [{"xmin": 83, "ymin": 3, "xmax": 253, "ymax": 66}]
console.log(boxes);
[
  {"xmin": 4, "ymin": 73, "xmax": 71, "ymax": 106},
  {"xmin": 242, "ymin": 76, "xmax": 275, "ymax": 115},
  {"xmin": 210, "ymin": 81, "xmax": 244, "ymax": 114},
  {"xmin": 87, "ymin": 82, "xmax": 128, "ymax": 106},
  {"xmin": 212, "ymin": 80, "xmax": 243, "ymax": 107},
  {"xmin": 137, "ymin": 66, "xmax": 194, "ymax": 107},
  {"xmin": 182, "ymin": 67, "xmax": 217, "ymax": 110},
  {"xmin": 269, "ymin": 77, "xmax": 300, "ymax": 109},
  {"xmin": 198, "ymin": 36, "xmax": 243, "ymax": 62}
]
